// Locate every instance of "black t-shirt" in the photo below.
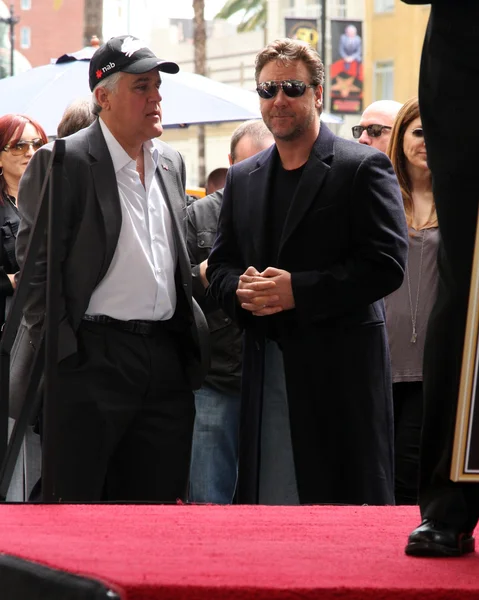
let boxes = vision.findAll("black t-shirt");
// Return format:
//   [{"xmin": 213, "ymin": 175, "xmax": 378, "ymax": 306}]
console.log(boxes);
[
  {"xmin": 262, "ymin": 159, "xmax": 305, "ymax": 341},
  {"xmin": 266, "ymin": 159, "xmax": 305, "ymax": 267}
]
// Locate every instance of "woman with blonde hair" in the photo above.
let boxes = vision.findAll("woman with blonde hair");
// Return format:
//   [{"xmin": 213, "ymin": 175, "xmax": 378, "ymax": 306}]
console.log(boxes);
[{"xmin": 385, "ymin": 97, "xmax": 439, "ymax": 505}]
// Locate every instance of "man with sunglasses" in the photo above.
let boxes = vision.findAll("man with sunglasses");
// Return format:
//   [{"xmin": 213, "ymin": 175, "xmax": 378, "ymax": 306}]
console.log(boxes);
[
  {"xmin": 207, "ymin": 38, "xmax": 408, "ymax": 506},
  {"xmin": 352, "ymin": 100, "xmax": 403, "ymax": 153}
]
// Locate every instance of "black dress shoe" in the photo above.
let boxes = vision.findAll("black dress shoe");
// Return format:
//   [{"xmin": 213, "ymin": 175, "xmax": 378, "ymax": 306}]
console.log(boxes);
[{"xmin": 405, "ymin": 518, "xmax": 475, "ymax": 557}]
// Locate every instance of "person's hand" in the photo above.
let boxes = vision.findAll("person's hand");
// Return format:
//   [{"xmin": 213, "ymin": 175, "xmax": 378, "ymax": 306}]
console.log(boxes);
[
  {"xmin": 7, "ymin": 273, "xmax": 16, "ymax": 290},
  {"xmin": 237, "ymin": 266, "xmax": 281, "ymax": 316},
  {"xmin": 259, "ymin": 267, "xmax": 295, "ymax": 311},
  {"xmin": 199, "ymin": 259, "xmax": 209, "ymax": 288}
]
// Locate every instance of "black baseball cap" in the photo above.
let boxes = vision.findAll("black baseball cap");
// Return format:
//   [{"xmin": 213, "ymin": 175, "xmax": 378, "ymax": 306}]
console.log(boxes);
[{"xmin": 89, "ymin": 35, "xmax": 179, "ymax": 91}]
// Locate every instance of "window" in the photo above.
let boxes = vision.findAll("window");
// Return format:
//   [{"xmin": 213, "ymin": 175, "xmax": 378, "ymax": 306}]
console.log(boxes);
[
  {"xmin": 374, "ymin": 60, "xmax": 394, "ymax": 101},
  {"xmin": 374, "ymin": 0, "xmax": 395, "ymax": 13},
  {"xmin": 20, "ymin": 0, "xmax": 31, "ymax": 9},
  {"xmin": 20, "ymin": 26, "xmax": 31, "ymax": 49}
]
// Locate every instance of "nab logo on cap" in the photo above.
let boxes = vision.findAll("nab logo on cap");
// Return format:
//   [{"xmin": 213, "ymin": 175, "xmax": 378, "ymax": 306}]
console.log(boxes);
[{"xmin": 96, "ymin": 61, "xmax": 116, "ymax": 79}]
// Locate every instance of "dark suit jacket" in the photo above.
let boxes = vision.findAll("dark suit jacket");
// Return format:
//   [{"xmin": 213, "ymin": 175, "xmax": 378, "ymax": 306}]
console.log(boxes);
[
  {"xmin": 187, "ymin": 189, "xmax": 242, "ymax": 395},
  {"xmin": 207, "ymin": 124, "xmax": 408, "ymax": 505},
  {"xmin": 11, "ymin": 119, "xmax": 208, "ymax": 419}
]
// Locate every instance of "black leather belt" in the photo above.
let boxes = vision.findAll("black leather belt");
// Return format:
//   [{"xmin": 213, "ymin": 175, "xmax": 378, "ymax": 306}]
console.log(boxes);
[{"xmin": 82, "ymin": 314, "xmax": 168, "ymax": 336}]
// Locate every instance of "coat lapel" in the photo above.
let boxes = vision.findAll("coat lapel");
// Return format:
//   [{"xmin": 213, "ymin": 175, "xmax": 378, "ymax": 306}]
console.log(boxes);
[
  {"xmin": 88, "ymin": 120, "xmax": 122, "ymax": 282},
  {"xmin": 279, "ymin": 124, "xmax": 335, "ymax": 253},
  {"xmin": 154, "ymin": 149, "xmax": 192, "ymax": 307},
  {"xmin": 247, "ymin": 145, "xmax": 277, "ymax": 267}
]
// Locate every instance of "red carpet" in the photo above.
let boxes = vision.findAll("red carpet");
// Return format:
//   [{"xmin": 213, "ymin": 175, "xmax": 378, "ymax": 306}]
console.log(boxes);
[{"xmin": 1, "ymin": 505, "xmax": 479, "ymax": 599}]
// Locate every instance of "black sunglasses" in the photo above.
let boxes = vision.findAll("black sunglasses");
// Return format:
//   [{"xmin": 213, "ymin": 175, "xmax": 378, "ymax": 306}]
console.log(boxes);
[
  {"xmin": 256, "ymin": 79, "xmax": 316, "ymax": 99},
  {"xmin": 351, "ymin": 124, "xmax": 392, "ymax": 139},
  {"xmin": 2, "ymin": 138, "xmax": 45, "ymax": 156}
]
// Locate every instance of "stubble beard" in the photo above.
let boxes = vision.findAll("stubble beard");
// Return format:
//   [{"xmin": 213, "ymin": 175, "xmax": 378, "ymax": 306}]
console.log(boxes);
[{"xmin": 267, "ymin": 106, "xmax": 316, "ymax": 143}]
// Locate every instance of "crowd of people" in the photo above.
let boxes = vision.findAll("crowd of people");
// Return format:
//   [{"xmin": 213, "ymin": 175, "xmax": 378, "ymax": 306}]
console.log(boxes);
[{"xmin": 1, "ymin": 3, "xmax": 477, "ymax": 559}]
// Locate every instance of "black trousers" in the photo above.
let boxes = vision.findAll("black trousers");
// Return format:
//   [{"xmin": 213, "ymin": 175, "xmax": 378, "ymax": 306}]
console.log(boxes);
[
  {"xmin": 418, "ymin": 26, "xmax": 479, "ymax": 530},
  {"xmin": 393, "ymin": 381, "xmax": 423, "ymax": 505},
  {"xmin": 42, "ymin": 320, "xmax": 195, "ymax": 502}
]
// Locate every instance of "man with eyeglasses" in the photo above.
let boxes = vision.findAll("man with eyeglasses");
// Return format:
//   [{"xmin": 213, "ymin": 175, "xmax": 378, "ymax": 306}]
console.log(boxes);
[
  {"xmin": 352, "ymin": 100, "xmax": 403, "ymax": 153},
  {"xmin": 207, "ymin": 38, "xmax": 408, "ymax": 506}
]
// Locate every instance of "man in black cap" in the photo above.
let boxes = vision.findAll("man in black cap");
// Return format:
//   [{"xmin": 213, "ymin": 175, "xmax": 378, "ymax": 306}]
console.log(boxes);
[{"xmin": 13, "ymin": 35, "xmax": 208, "ymax": 502}]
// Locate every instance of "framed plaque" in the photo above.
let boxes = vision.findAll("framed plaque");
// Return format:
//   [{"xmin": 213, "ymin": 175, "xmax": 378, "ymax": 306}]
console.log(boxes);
[{"xmin": 451, "ymin": 231, "xmax": 479, "ymax": 481}]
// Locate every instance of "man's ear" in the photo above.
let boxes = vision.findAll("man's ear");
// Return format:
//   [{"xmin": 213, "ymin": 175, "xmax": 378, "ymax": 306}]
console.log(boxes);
[
  {"xmin": 228, "ymin": 153, "xmax": 233, "ymax": 166},
  {"xmin": 94, "ymin": 86, "xmax": 110, "ymax": 111},
  {"xmin": 315, "ymin": 85, "xmax": 323, "ymax": 108}
]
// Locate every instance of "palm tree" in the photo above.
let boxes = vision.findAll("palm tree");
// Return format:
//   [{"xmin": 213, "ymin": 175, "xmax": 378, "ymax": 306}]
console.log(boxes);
[
  {"xmin": 193, "ymin": 0, "xmax": 206, "ymax": 187},
  {"xmin": 215, "ymin": 0, "xmax": 266, "ymax": 33},
  {"xmin": 83, "ymin": 0, "xmax": 103, "ymax": 46}
]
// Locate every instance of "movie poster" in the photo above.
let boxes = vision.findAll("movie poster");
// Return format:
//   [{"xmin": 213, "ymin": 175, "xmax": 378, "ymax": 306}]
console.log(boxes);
[
  {"xmin": 451, "ymin": 245, "xmax": 479, "ymax": 481},
  {"xmin": 284, "ymin": 18, "xmax": 319, "ymax": 51},
  {"xmin": 330, "ymin": 19, "xmax": 363, "ymax": 115}
]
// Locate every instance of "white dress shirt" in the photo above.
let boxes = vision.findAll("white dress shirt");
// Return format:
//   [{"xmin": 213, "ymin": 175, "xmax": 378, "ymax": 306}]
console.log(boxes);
[{"xmin": 86, "ymin": 119, "xmax": 177, "ymax": 321}]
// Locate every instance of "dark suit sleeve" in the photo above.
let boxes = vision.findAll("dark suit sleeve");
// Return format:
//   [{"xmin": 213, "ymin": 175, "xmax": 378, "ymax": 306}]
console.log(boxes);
[
  {"xmin": 16, "ymin": 145, "xmax": 77, "ymax": 354},
  {"xmin": 186, "ymin": 204, "xmax": 207, "ymax": 302},
  {"xmin": 206, "ymin": 169, "xmax": 246, "ymax": 326},
  {"xmin": 291, "ymin": 151, "xmax": 408, "ymax": 323}
]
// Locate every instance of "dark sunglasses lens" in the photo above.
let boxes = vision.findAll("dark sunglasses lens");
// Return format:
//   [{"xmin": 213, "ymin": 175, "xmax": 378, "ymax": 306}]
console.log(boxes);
[
  {"xmin": 32, "ymin": 140, "xmax": 44, "ymax": 150},
  {"xmin": 257, "ymin": 83, "xmax": 278, "ymax": 99},
  {"xmin": 412, "ymin": 128, "xmax": 424, "ymax": 138},
  {"xmin": 368, "ymin": 125, "xmax": 384, "ymax": 137},
  {"xmin": 352, "ymin": 126, "xmax": 363, "ymax": 139},
  {"xmin": 282, "ymin": 81, "xmax": 306, "ymax": 98}
]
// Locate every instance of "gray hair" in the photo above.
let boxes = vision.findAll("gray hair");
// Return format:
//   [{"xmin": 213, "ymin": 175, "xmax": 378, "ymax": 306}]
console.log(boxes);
[
  {"xmin": 230, "ymin": 119, "xmax": 273, "ymax": 164},
  {"xmin": 91, "ymin": 71, "xmax": 123, "ymax": 116}
]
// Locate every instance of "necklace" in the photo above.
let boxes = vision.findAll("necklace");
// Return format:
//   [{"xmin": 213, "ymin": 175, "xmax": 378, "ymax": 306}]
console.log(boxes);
[{"xmin": 406, "ymin": 229, "xmax": 426, "ymax": 343}]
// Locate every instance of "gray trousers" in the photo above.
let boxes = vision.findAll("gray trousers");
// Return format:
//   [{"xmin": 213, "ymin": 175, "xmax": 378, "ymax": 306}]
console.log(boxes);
[
  {"xmin": 259, "ymin": 340, "xmax": 299, "ymax": 505},
  {"xmin": 6, "ymin": 417, "xmax": 41, "ymax": 501}
]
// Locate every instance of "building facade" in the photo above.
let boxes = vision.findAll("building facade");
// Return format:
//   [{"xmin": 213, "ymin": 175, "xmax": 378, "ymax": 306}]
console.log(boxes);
[
  {"xmin": 363, "ymin": 0, "xmax": 429, "ymax": 106},
  {"xmin": 10, "ymin": 0, "xmax": 84, "ymax": 67}
]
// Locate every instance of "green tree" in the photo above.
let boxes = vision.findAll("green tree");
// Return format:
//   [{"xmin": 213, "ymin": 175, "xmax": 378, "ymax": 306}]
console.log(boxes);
[{"xmin": 215, "ymin": 0, "xmax": 266, "ymax": 33}]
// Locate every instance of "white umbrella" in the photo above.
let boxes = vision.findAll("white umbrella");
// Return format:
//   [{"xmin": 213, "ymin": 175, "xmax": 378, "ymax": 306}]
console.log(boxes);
[
  {"xmin": 0, "ymin": 49, "xmax": 263, "ymax": 137},
  {"xmin": 0, "ymin": 45, "xmax": 342, "ymax": 136}
]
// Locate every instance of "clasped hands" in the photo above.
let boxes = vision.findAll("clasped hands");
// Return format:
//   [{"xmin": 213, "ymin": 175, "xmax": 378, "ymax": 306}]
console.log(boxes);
[{"xmin": 236, "ymin": 266, "xmax": 295, "ymax": 317}]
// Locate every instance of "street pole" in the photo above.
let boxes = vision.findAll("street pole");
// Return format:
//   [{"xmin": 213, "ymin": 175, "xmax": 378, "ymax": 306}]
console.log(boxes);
[
  {"xmin": 0, "ymin": 4, "xmax": 20, "ymax": 77},
  {"xmin": 320, "ymin": 0, "xmax": 326, "ymax": 101}
]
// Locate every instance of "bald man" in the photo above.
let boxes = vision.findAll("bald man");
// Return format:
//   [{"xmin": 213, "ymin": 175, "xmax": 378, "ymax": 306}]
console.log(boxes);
[{"xmin": 352, "ymin": 100, "xmax": 403, "ymax": 153}]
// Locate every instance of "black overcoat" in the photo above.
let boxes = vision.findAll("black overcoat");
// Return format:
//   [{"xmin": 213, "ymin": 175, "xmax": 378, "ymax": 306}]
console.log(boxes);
[{"xmin": 207, "ymin": 124, "xmax": 408, "ymax": 505}]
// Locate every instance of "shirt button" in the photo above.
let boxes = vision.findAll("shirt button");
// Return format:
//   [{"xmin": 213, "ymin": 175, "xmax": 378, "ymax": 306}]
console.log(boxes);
[
  {"xmin": 199, "ymin": 240, "xmax": 205, "ymax": 246},
  {"xmin": 156, "ymin": 267, "xmax": 162, "ymax": 274},
  {"xmin": 149, "ymin": 205, "xmax": 155, "ymax": 212}
]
